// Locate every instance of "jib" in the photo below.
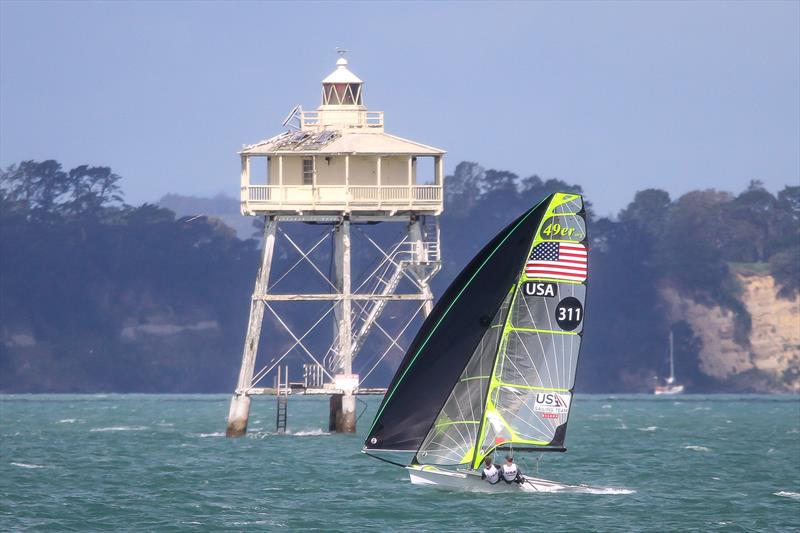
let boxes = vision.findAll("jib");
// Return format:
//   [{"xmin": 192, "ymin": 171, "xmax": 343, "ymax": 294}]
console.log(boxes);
[{"xmin": 524, "ymin": 281, "xmax": 556, "ymax": 297}]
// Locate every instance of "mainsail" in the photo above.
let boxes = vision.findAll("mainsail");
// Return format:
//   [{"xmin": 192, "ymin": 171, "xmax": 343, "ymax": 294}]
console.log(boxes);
[{"xmin": 364, "ymin": 193, "xmax": 587, "ymax": 471}]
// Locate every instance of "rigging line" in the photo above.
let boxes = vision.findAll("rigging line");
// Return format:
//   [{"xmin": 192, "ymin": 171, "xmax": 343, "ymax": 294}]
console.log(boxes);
[
  {"xmin": 361, "ymin": 451, "xmax": 407, "ymax": 469},
  {"xmin": 268, "ymin": 229, "xmax": 332, "ymax": 292}
]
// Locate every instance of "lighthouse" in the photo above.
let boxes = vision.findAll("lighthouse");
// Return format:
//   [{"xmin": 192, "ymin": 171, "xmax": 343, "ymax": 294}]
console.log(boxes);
[{"xmin": 226, "ymin": 54, "xmax": 445, "ymax": 436}]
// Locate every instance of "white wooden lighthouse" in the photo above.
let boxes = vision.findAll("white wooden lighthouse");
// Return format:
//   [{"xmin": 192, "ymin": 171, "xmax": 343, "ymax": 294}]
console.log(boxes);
[{"xmin": 226, "ymin": 54, "xmax": 445, "ymax": 436}]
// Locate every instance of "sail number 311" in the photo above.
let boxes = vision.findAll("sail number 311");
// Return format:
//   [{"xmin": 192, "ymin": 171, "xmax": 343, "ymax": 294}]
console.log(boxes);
[{"xmin": 555, "ymin": 297, "xmax": 583, "ymax": 331}]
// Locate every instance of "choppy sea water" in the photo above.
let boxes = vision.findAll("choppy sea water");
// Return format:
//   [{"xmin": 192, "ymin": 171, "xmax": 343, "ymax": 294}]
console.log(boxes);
[{"xmin": 1, "ymin": 394, "xmax": 798, "ymax": 532}]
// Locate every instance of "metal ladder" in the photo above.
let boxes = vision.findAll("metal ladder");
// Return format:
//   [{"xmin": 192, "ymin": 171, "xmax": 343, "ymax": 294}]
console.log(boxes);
[{"xmin": 275, "ymin": 365, "xmax": 289, "ymax": 434}]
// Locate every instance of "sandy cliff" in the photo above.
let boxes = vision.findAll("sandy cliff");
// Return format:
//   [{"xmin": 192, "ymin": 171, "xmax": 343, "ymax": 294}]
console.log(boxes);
[{"xmin": 660, "ymin": 274, "xmax": 800, "ymax": 392}]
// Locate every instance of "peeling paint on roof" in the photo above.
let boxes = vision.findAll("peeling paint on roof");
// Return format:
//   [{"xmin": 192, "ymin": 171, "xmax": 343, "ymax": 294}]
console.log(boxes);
[{"xmin": 241, "ymin": 130, "xmax": 445, "ymax": 156}]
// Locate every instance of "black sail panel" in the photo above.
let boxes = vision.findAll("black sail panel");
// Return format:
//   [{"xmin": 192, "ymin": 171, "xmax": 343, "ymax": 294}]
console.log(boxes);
[{"xmin": 363, "ymin": 197, "xmax": 552, "ymax": 451}]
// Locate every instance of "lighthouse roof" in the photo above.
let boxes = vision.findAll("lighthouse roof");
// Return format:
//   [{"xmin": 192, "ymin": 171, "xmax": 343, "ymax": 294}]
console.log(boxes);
[
  {"xmin": 321, "ymin": 57, "xmax": 363, "ymax": 84},
  {"xmin": 240, "ymin": 130, "xmax": 444, "ymax": 156}
]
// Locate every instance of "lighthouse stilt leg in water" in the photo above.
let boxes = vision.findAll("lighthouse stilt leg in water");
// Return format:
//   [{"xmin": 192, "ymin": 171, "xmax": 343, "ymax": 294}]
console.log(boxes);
[
  {"xmin": 329, "ymin": 393, "xmax": 356, "ymax": 432},
  {"xmin": 226, "ymin": 218, "xmax": 278, "ymax": 437},
  {"xmin": 331, "ymin": 219, "xmax": 356, "ymax": 433}
]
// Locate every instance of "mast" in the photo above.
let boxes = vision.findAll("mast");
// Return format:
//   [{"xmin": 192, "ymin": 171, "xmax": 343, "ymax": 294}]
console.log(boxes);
[{"xmin": 667, "ymin": 329, "xmax": 675, "ymax": 385}]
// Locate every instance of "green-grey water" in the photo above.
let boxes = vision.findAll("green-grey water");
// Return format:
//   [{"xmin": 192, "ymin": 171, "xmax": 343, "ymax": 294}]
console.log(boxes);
[{"xmin": 1, "ymin": 394, "xmax": 798, "ymax": 531}]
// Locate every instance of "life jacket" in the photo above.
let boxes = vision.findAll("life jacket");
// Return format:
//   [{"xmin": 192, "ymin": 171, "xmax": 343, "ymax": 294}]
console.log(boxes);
[
  {"xmin": 483, "ymin": 464, "xmax": 500, "ymax": 484},
  {"xmin": 501, "ymin": 463, "xmax": 519, "ymax": 482}
]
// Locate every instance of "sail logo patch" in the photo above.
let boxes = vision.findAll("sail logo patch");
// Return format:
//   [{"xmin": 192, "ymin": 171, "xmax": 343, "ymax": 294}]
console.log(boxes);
[
  {"xmin": 533, "ymin": 392, "xmax": 570, "ymax": 415},
  {"xmin": 523, "ymin": 281, "xmax": 556, "ymax": 298}
]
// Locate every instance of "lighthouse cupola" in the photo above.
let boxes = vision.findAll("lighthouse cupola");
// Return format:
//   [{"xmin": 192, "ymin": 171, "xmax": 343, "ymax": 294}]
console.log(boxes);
[{"xmin": 320, "ymin": 56, "xmax": 364, "ymax": 108}]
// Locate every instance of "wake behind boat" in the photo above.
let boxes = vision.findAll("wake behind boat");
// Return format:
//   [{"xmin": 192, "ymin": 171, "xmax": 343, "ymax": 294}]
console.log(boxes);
[{"xmin": 363, "ymin": 192, "xmax": 592, "ymax": 492}]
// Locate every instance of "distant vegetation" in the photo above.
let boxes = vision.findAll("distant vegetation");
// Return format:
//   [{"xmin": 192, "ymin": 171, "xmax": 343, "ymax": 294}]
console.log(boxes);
[
  {"xmin": 0, "ymin": 161, "xmax": 259, "ymax": 392},
  {"xmin": 444, "ymin": 163, "xmax": 798, "ymax": 391},
  {"xmin": 1, "ymin": 160, "xmax": 797, "ymax": 392}
]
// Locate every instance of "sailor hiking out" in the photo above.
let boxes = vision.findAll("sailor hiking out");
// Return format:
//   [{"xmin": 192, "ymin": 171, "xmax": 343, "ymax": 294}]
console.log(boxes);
[
  {"xmin": 481, "ymin": 457, "xmax": 501, "ymax": 484},
  {"xmin": 501, "ymin": 455, "xmax": 524, "ymax": 484}
]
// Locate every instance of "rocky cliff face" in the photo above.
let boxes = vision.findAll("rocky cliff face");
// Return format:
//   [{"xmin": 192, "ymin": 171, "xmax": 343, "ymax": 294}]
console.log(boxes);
[{"xmin": 660, "ymin": 274, "xmax": 800, "ymax": 392}]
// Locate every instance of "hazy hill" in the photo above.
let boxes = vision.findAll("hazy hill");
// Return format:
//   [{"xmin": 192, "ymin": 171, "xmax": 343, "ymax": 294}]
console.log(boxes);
[
  {"xmin": 157, "ymin": 192, "xmax": 256, "ymax": 240},
  {"xmin": 1, "ymin": 159, "xmax": 797, "ymax": 393}
]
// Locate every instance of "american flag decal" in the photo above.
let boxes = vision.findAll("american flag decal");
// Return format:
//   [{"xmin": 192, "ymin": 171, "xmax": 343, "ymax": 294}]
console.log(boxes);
[{"xmin": 525, "ymin": 242, "xmax": 587, "ymax": 282}]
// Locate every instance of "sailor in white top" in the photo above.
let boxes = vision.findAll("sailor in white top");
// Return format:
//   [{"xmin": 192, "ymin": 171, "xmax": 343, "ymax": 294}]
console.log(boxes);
[
  {"xmin": 501, "ymin": 455, "xmax": 523, "ymax": 484},
  {"xmin": 481, "ymin": 456, "xmax": 500, "ymax": 484}
]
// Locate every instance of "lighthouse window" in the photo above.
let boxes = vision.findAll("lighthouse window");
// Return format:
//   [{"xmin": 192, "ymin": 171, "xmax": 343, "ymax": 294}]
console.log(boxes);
[
  {"xmin": 324, "ymin": 84, "xmax": 337, "ymax": 105},
  {"xmin": 322, "ymin": 83, "xmax": 362, "ymax": 105},
  {"xmin": 348, "ymin": 83, "xmax": 362, "ymax": 105},
  {"xmin": 303, "ymin": 158, "xmax": 314, "ymax": 185}
]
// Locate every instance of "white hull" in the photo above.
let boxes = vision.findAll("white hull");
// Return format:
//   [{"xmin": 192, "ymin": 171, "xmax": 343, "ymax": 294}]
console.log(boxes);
[
  {"xmin": 406, "ymin": 465, "xmax": 573, "ymax": 493},
  {"xmin": 654, "ymin": 384, "xmax": 684, "ymax": 395}
]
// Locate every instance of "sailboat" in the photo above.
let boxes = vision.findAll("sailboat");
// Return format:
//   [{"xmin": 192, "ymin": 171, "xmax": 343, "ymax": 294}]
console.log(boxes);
[
  {"xmin": 363, "ymin": 192, "xmax": 589, "ymax": 492},
  {"xmin": 654, "ymin": 330, "xmax": 684, "ymax": 395}
]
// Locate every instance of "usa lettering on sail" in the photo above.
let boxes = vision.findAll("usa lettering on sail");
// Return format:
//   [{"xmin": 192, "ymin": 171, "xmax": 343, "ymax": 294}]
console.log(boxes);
[{"xmin": 525, "ymin": 242, "xmax": 587, "ymax": 282}]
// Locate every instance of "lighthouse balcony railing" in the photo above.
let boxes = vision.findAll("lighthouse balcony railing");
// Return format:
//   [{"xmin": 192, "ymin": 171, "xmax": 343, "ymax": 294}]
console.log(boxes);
[
  {"xmin": 243, "ymin": 184, "xmax": 442, "ymax": 212},
  {"xmin": 300, "ymin": 110, "xmax": 384, "ymax": 131}
]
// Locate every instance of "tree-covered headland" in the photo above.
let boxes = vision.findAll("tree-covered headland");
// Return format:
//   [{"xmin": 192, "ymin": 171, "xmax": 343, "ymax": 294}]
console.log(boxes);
[{"xmin": 1, "ymin": 160, "xmax": 797, "ymax": 392}]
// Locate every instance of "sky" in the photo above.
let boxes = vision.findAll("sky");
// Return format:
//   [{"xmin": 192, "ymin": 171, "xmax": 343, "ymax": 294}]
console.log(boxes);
[{"xmin": 1, "ymin": 1, "xmax": 798, "ymax": 217}]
